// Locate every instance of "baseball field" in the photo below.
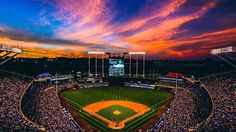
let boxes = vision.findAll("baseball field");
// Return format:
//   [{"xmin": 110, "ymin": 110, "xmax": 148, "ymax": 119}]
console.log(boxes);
[{"xmin": 62, "ymin": 86, "xmax": 172, "ymax": 131}]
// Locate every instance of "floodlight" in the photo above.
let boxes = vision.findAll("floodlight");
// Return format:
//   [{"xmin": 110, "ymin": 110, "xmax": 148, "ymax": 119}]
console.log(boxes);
[
  {"xmin": 210, "ymin": 46, "xmax": 233, "ymax": 55},
  {"xmin": 128, "ymin": 52, "xmax": 146, "ymax": 55},
  {"xmin": 88, "ymin": 51, "xmax": 105, "ymax": 54},
  {"xmin": 12, "ymin": 48, "xmax": 22, "ymax": 53}
]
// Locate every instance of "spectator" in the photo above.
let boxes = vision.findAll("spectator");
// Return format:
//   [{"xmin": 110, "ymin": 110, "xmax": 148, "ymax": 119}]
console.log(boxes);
[
  {"xmin": 198, "ymin": 73, "xmax": 236, "ymax": 131},
  {"xmin": 0, "ymin": 73, "xmax": 38, "ymax": 131}
]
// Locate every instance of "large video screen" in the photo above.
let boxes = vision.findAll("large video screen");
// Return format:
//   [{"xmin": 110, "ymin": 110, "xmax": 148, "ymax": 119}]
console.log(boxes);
[{"xmin": 109, "ymin": 59, "xmax": 124, "ymax": 77}]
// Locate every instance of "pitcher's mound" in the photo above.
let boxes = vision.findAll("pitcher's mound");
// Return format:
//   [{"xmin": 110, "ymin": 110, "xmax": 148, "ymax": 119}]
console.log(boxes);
[{"xmin": 113, "ymin": 110, "xmax": 121, "ymax": 115}]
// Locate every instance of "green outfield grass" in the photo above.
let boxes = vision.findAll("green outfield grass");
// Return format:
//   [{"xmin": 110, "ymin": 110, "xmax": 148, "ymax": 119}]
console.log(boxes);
[
  {"xmin": 96, "ymin": 105, "xmax": 137, "ymax": 122},
  {"xmin": 62, "ymin": 86, "xmax": 172, "ymax": 131}
]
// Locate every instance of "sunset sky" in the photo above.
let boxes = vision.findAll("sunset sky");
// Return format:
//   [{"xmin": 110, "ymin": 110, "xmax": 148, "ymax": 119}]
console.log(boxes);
[{"xmin": 0, "ymin": 0, "xmax": 236, "ymax": 59}]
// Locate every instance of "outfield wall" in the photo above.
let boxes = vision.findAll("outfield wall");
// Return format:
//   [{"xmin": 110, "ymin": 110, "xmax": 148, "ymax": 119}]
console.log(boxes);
[{"xmin": 103, "ymin": 77, "xmax": 158, "ymax": 86}]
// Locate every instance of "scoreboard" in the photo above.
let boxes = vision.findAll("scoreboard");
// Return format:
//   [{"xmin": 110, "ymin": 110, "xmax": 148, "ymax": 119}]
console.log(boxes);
[{"xmin": 109, "ymin": 59, "xmax": 124, "ymax": 77}]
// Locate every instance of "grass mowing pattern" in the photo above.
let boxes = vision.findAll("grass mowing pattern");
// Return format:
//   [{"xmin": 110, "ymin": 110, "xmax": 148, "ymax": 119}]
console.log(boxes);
[
  {"xmin": 96, "ymin": 105, "xmax": 137, "ymax": 122},
  {"xmin": 62, "ymin": 86, "xmax": 171, "ymax": 131}
]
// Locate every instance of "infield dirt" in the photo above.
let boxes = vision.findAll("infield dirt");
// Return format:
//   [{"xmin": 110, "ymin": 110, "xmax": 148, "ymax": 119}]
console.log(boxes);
[{"xmin": 83, "ymin": 100, "xmax": 151, "ymax": 129}]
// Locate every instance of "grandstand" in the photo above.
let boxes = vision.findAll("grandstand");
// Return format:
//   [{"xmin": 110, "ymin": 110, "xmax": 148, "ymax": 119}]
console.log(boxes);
[
  {"xmin": 0, "ymin": 72, "xmax": 39, "ymax": 131},
  {"xmin": 196, "ymin": 72, "xmax": 236, "ymax": 131}
]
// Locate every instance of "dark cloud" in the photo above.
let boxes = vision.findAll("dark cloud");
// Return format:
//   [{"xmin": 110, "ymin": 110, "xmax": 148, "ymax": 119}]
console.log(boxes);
[
  {"xmin": 172, "ymin": 0, "xmax": 236, "ymax": 40},
  {"xmin": 171, "ymin": 41, "xmax": 236, "ymax": 52},
  {"xmin": 0, "ymin": 26, "xmax": 126, "ymax": 51}
]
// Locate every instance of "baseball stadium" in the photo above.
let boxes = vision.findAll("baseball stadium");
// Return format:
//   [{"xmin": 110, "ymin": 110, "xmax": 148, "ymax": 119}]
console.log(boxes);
[{"xmin": 1, "ymin": 1, "xmax": 236, "ymax": 132}]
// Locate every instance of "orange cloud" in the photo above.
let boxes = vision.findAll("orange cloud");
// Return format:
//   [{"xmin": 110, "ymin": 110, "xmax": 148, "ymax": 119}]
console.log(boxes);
[{"xmin": 122, "ymin": 0, "xmax": 217, "ymax": 52}]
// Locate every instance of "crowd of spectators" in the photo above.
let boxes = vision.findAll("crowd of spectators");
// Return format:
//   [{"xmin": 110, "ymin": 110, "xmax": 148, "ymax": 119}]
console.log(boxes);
[
  {"xmin": 0, "ymin": 72, "xmax": 77, "ymax": 131},
  {"xmin": 198, "ymin": 72, "xmax": 236, "ymax": 131},
  {"xmin": 37, "ymin": 85, "xmax": 76, "ymax": 131},
  {"xmin": 1, "ymin": 70, "xmax": 235, "ymax": 131},
  {"xmin": 0, "ymin": 73, "xmax": 38, "ymax": 131},
  {"xmin": 159, "ymin": 88, "xmax": 198, "ymax": 131},
  {"xmin": 153, "ymin": 72, "xmax": 235, "ymax": 131}
]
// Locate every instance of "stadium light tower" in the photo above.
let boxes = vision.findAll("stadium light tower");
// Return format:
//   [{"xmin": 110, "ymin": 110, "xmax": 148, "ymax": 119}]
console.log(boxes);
[
  {"xmin": 210, "ymin": 46, "xmax": 236, "ymax": 69},
  {"xmin": 88, "ymin": 51, "xmax": 105, "ymax": 77},
  {"xmin": 128, "ymin": 52, "xmax": 146, "ymax": 78}
]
